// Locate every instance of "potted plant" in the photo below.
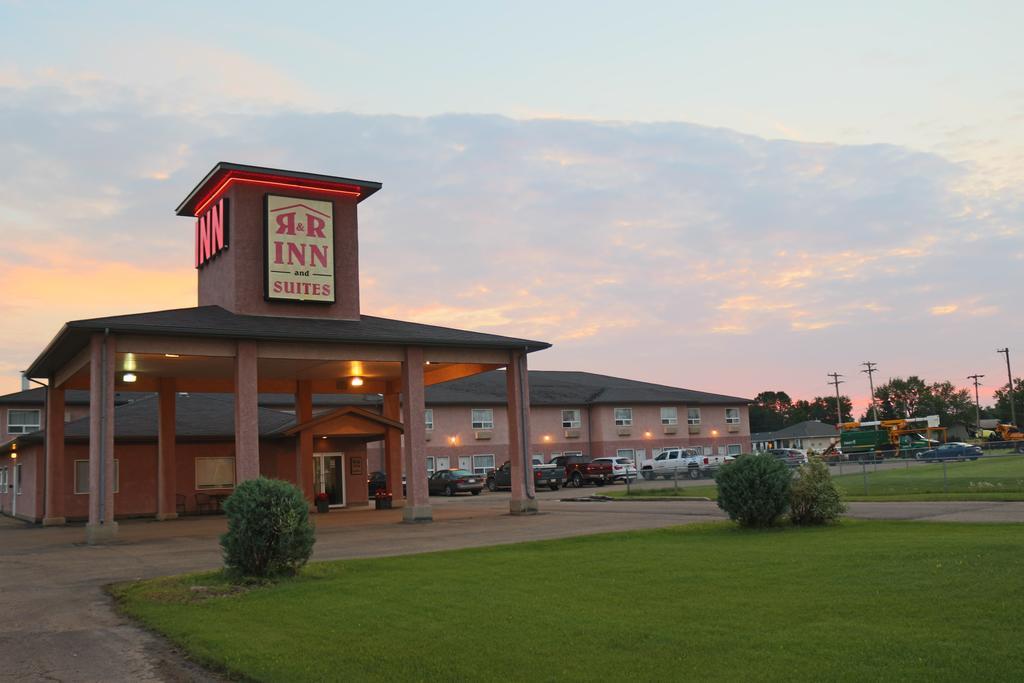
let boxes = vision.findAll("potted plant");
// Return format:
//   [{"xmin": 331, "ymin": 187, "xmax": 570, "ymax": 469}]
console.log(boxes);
[{"xmin": 315, "ymin": 492, "xmax": 330, "ymax": 514}]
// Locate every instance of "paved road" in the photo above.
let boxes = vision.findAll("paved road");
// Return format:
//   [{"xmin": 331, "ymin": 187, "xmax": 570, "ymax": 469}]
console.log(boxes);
[{"xmin": 1, "ymin": 497, "xmax": 1022, "ymax": 682}]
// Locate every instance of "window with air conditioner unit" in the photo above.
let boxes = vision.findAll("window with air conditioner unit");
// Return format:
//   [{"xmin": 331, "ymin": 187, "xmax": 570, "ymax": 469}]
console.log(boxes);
[
  {"xmin": 687, "ymin": 408, "xmax": 701, "ymax": 425},
  {"xmin": 614, "ymin": 408, "xmax": 633, "ymax": 427},
  {"xmin": 471, "ymin": 408, "xmax": 493, "ymax": 430},
  {"xmin": 561, "ymin": 409, "xmax": 581, "ymax": 429},
  {"xmin": 727, "ymin": 444, "xmax": 742, "ymax": 456},
  {"xmin": 660, "ymin": 407, "xmax": 678, "ymax": 425},
  {"xmin": 726, "ymin": 408, "xmax": 741, "ymax": 425}
]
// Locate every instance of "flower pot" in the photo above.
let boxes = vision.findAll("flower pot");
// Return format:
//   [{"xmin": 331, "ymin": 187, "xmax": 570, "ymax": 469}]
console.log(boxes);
[{"xmin": 316, "ymin": 500, "xmax": 330, "ymax": 514}]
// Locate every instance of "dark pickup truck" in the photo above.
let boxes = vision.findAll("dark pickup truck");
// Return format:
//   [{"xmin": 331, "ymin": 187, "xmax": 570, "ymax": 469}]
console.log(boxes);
[
  {"xmin": 550, "ymin": 455, "xmax": 615, "ymax": 488},
  {"xmin": 486, "ymin": 461, "xmax": 563, "ymax": 491}
]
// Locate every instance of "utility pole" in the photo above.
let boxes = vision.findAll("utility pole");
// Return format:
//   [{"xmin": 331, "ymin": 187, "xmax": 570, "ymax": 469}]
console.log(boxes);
[
  {"xmin": 827, "ymin": 372, "xmax": 845, "ymax": 425},
  {"xmin": 967, "ymin": 374, "xmax": 984, "ymax": 433},
  {"xmin": 861, "ymin": 361, "xmax": 879, "ymax": 423},
  {"xmin": 996, "ymin": 348, "xmax": 1016, "ymax": 427}
]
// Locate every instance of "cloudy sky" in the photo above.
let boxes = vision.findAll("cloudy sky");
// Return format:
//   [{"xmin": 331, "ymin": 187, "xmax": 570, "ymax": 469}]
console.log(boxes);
[{"xmin": 1, "ymin": 1, "xmax": 1021, "ymax": 411}]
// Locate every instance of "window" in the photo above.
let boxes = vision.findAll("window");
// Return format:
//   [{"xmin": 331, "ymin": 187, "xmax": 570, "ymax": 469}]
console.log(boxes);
[
  {"xmin": 614, "ymin": 408, "xmax": 633, "ymax": 426},
  {"xmin": 726, "ymin": 408, "xmax": 741, "ymax": 425},
  {"xmin": 0, "ymin": 466, "xmax": 7, "ymax": 492},
  {"xmin": 702, "ymin": 446, "xmax": 713, "ymax": 456},
  {"xmin": 471, "ymin": 408, "xmax": 493, "ymax": 430},
  {"xmin": 687, "ymin": 408, "xmax": 701, "ymax": 425},
  {"xmin": 424, "ymin": 409, "xmax": 434, "ymax": 431},
  {"xmin": 563, "ymin": 451, "xmax": 582, "ymax": 457},
  {"xmin": 7, "ymin": 409, "xmax": 40, "ymax": 434},
  {"xmin": 426, "ymin": 456, "xmax": 435, "ymax": 475},
  {"xmin": 74, "ymin": 459, "xmax": 121, "ymax": 494},
  {"xmin": 561, "ymin": 409, "xmax": 581, "ymax": 429},
  {"xmin": 195, "ymin": 457, "xmax": 234, "ymax": 490},
  {"xmin": 472, "ymin": 454, "xmax": 496, "ymax": 475},
  {"xmin": 660, "ymin": 407, "xmax": 678, "ymax": 425},
  {"xmin": 727, "ymin": 444, "xmax": 742, "ymax": 456}
]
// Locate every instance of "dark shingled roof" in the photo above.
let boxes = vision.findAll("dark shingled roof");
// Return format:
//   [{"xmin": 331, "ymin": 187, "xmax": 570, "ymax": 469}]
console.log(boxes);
[
  {"xmin": 25, "ymin": 305, "xmax": 550, "ymax": 378},
  {"xmin": 16, "ymin": 393, "xmax": 295, "ymax": 443},
  {"xmin": 423, "ymin": 370, "xmax": 751, "ymax": 406},
  {"xmin": 0, "ymin": 387, "xmax": 149, "ymax": 406},
  {"xmin": 754, "ymin": 420, "xmax": 839, "ymax": 442}
]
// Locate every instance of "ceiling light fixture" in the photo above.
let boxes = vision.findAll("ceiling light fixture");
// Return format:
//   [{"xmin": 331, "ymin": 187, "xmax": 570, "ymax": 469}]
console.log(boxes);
[
  {"xmin": 350, "ymin": 377, "xmax": 364, "ymax": 387},
  {"xmin": 123, "ymin": 372, "xmax": 137, "ymax": 383}
]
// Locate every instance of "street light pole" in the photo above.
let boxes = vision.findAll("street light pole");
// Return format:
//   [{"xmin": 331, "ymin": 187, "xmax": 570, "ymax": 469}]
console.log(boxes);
[
  {"xmin": 861, "ymin": 362, "xmax": 879, "ymax": 423},
  {"xmin": 996, "ymin": 348, "xmax": 1016, "ymax": 427},
  {"xmin": 967, "ymin": 374, "xmax": 984, "ymax": 434}
]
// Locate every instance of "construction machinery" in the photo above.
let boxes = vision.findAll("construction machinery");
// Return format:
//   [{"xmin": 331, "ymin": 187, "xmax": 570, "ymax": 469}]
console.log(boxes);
[
  {"xmin": 833, "ymin": 415, "xmax": 946, "ymax": 459},
  {"xmin": 986, "ymin": 423, "xmax": 1024, "ymax": 442}
]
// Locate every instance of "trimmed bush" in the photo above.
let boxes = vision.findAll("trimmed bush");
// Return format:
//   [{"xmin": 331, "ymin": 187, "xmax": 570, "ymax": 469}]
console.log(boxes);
[
  {"xmin": 714, "ymin": 454, "xmax": 791, "ymax": 528},
  {"xmin": 789, "ymin": 457, "xmax": 847, "ymax": 526},
  {"xmin": 220, "ymin": 478, "xmax": 315, "ymax": 578}
]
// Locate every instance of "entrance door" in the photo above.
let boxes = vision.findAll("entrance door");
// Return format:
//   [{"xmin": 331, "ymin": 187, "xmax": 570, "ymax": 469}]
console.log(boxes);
[
  {"xmin": 314, "ymin": 454, "xmax": 346, "ymax": 508},
  {"xmin": 457, "ymin": 455, "xmax": 472, "ymax": 471},
  {"xmin": 436, "ymin": 456, "xmax": 450, "ymax": 471}
]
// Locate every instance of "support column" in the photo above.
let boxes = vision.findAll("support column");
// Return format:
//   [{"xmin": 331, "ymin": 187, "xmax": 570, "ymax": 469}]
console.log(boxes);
[
  {"xmin": 295, "ymin": 379, "xmax": 314, "ymax": 501},
  {"xmin": 156, "ymin": 378, "xmax": 177, "ymax": 520},
  {"xmin": 383, "ymin": 392, "xmax": 404, "ymax": 503},
  {"xmin": 234, "ymin": 340, "xmax": 260, "ymax": 482},
  {"xmin": 507, "ymin": 349, "xmax": 538, "ymax": 514},
  {"xmin": 86, "ymin": 334, "xmax": 117, "ymax": 544},
  {"xmin": 401, "ymin": 347, "xmax": 431, "ymax": 522},
  {"xmin": 43, "ymin": 382, "xmax": 66, "ymax": 526}
]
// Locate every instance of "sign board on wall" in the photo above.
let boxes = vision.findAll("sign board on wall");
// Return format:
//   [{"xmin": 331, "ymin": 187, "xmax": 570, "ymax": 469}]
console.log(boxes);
[{"xmin": 264, "ymin": 194, "xmax": 335, "ymax": 303}]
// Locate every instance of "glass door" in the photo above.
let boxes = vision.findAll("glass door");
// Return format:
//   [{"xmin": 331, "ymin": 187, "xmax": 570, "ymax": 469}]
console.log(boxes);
[{"xmin": 314, "ymin": 454, "xmax": 346, "ymax": 507}]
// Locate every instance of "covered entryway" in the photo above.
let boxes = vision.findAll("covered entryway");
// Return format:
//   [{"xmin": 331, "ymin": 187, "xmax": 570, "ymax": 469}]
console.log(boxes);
[{"xmin": 285, "ymin": 406, "xmax": 406, "ymax": 511}]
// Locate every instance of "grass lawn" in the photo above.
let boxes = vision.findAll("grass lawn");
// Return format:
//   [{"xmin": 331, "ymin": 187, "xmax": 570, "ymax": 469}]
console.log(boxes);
[
  {"xmin": 616, "ymin": 456, "xmax": 1024, "ymax": 502},
  {"xmin": 113, "ymin": 522, "xmax": 1024, "ymax": 682}
]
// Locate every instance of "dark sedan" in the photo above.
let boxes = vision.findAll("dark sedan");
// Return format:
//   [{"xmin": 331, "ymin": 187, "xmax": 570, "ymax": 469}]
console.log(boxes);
[
  {"xmin": 367, "ymin": 471, "xmax": 406, "ymax": 496},
  {"xmin": 428, "ymin": 469, "xmax": 484, "ymax": 496},
  {"xmin": 917, "ymin": 442, "xmax": 983, "ymax": 462}
]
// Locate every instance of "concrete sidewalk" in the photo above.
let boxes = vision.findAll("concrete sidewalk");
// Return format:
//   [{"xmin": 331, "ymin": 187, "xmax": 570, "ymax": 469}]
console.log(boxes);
[{"xmin": 1, "ymin": 498, "xmax": 1021, "ymax": 682}]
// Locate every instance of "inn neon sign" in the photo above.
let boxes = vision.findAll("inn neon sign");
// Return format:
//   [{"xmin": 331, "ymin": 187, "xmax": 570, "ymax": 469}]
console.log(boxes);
[{"xmin": 194, "ymin": 197, "xmax": 229, "ymax": 267}]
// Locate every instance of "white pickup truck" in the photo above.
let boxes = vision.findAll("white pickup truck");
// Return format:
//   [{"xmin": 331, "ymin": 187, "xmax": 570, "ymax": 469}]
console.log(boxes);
[{"xmin": 640, "ymin": 448, "xmax": 734, "ymax": 480}]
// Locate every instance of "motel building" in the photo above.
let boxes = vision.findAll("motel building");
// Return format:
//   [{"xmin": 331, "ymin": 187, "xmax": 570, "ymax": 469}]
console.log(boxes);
[{"xmin": 0, "ymin": 163, "xmax": 751, "ymax": 542}]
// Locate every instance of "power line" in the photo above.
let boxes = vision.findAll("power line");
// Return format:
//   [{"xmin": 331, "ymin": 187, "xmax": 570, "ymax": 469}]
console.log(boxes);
[
  {"xmin": 967, "ymin": 374, "xmax": 984, "ymax": 433},
  {"xmin": 996, "ymin": 348, "xmax": 1016, "ymax": 427},
  {"xmin": 861, "ymin": 361, "xmax": 879, "ymax": 423},
  {"xmin": 827, "ymin": 372, "xmax": 845, "ymax": 425}
]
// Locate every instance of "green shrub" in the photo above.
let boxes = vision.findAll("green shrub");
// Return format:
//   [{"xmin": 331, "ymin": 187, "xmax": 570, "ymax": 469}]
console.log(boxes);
[
  {"xmin": 714, "ymin": 454, "xmax": 791, "ymax": 528},
  {"xmin": 789, "ymin": 457, "xmax": 846, "ymax": 526},
  {"xmin": 220, "ymin": 478, "xmax": 315, "ymax": 578}
]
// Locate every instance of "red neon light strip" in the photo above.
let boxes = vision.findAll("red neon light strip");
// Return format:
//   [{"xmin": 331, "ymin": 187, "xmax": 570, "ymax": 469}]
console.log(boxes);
[{"xmin": 193, "ymin": 174, "xmax": 362, "ymax": 216}]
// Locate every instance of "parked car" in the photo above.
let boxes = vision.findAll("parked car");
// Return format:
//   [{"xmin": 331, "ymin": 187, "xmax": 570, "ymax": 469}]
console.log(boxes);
[
  {"xmin": 917, "ymin": 442, "xmax": 983, "ymax": 462},
  {"xmin": 427, "ymin": 469, "xmax": 484, "ymax": 496},
  {"xmin": 641, "ymin": 448, "xmax": 733, "ymax": 480},
  {"xmin": 550, "ymin": 455, "xmax": 615, "ymax": 487},
  {"xmin": 768, "ymin": 448, "xmax": 809, "ymax": 468},
  {"xmin": 486, "ymin": 461, "xmax": 562, "ymax": 491},
  {"xmin": 367, "ymin": 471, "xmax": 406, "ymax": 496},
  {"xmin": 590, "ymin": 456, "xmax": 638, "ymax": 482}
]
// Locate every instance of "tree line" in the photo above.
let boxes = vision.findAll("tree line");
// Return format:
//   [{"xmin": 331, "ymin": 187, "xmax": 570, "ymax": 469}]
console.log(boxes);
[{"xmin": 749, "ymin": 377, "xmax": 1023, "ymax": 433}]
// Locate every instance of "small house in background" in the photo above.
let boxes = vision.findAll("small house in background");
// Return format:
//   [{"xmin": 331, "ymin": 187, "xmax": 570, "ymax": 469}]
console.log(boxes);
[{"xmin": 750, "ymin": 420, "xmax": 839, "ymax": 454}]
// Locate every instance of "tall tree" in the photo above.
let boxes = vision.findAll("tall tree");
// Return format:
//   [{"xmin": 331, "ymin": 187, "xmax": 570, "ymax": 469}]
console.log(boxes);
[
  {"xmin": 870, "ymin": 376, "xmax": 929, "ymax": 420},
  {"xmin": 749, "ymin": 391, "xmax": 793, "ymax": 432},
  {"xmin": 868, "ymin": 376, "xmax": 977, "ymax": 426},
  {"xmin": 992, "ymin": 378, "xmax": 1024, "ymax": 425}
]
